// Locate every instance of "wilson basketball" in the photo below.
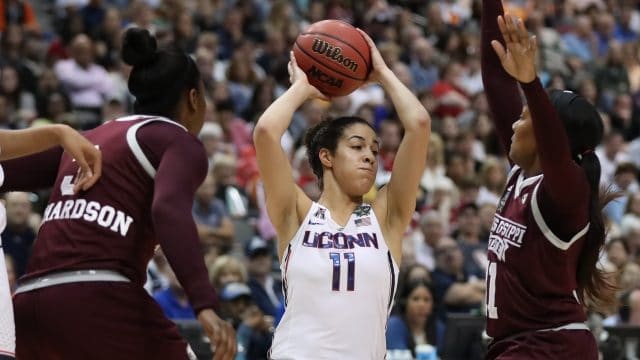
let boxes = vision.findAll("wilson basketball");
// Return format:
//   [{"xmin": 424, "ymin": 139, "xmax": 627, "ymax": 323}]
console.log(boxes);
[{"xmin": 293, "ymin": 20, "xmax": 371, "ymax": 97}]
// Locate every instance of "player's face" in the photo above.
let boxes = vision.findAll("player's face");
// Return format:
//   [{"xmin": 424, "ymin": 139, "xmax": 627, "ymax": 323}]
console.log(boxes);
[
  {"xmin": 509, "ymin": 106, "xmax": 538, "ymax": 168},
  {"xmin": 405, "ymin": 285, "xmax": 433, "ymax": 325},
  {"xmin": 330, "ymin": 123, "xmax": 379, "ymax": 197}
]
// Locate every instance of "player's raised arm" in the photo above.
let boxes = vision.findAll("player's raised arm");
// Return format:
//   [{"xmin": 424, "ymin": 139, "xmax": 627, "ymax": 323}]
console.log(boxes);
[
  {"xmin": 357, "ymin": 30, "xmax": 431, "ymax": 261},
  {"xmin": 253, "ymin": 52, "xmax": 323, "ymax": 254},
  {"xmin": 494, "ymin": 14, "xmax": 591, "ymax": 230},
  {"xmin": 481, "ymin": 0, "xmax": 524, "ymax": 158}
]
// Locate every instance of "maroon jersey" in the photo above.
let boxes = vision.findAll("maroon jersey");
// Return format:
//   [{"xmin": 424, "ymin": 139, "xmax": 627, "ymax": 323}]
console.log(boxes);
[
  {"xmin": 485, "ymin": 166, "xmax": 589, "ymax": 339},
  {"xmin": 1, "ymin": 115, "xmax": 217, "ymax": 313}
]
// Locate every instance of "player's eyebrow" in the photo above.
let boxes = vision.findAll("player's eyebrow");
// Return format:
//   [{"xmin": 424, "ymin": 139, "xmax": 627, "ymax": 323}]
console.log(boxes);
[{"xmin": 348, "ymin": 135, "xmax": 380, "ymax": 147}]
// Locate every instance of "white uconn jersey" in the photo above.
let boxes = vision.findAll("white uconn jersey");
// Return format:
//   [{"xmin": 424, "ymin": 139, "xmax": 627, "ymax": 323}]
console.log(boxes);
[
  {"xmin": 270, "ymin": 202, "xmax": 399, "ymax": 360},
  {"xmin": 0, "ymin": 165, "xmax": 15, "ymax": 357}
]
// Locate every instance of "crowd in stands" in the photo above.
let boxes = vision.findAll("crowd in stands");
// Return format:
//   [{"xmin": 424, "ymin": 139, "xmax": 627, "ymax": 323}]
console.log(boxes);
[{"xmin": 2, "ymin": 0, "xmax": 640, "ymax": 358}]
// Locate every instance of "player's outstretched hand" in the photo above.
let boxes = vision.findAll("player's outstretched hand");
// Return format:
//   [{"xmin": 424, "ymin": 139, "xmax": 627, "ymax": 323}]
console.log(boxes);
[
  {"xmin": 356, "ymin": 28, "xmax": 391, "ymax": 84},
  {"xmin": 197, "ymin": 309, "xmax": 237, "ymax": 360},
  {"xmin": 57, "ymin": 125, "xmax": 102, "ymax": 193},
  {"xmin": 288, "ymin": 51, "xmax": 329, "ymax": 101},
  {"xmin": 491, "ymin": 13, "xmax": 537, "ymax": 83}
]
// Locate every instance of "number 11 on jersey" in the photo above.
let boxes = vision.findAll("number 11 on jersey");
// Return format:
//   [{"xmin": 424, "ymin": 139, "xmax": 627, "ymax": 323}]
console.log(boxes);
[
  {"xmin": 330, "ymin": 252, "xmax": 355, "ymax": 291},
  {"xmin": 486, "ymin": 262, "xmax": 498, "ymax": 319}
]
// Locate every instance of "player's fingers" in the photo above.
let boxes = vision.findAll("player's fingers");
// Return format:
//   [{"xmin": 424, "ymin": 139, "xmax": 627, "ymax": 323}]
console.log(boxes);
[
  {"xmin": 530, "ymin": 35, "xmax": 538, "ymax": 53},
  {"xmin": 213, "ymin": 323, "xmax": 232, "ymax": 360},
  {"xmin": 491, "ymin": 40, "xmax": 506, "ymax": 60},
  {"xmin": 496, "ymin": 15, "xmax": 507, "ymax": 38},
  {"xmin": 504, "ymin": 14, "xmax": 519, "ymax": 44},
  {"xmin": 73, "ymin": 160, "xmax": 92, "ymax": 193},
  {"xmin": 356, "ymin": 28, "xmax": 374, "ymax": 48},
  {"xmin": 224, "ymin": 322, "xmax": 236, "ymax": 360},
  {"xmin": 84, "ymin": 150, "xmax": 102, "ymax": 190},
  {"xmin": 211, "ymin": 321, "xmax": 227, "ymax": 360},
  {"xmin": 498, "ymin": 15, "xmax": 511, "ymax": 43},
  {"xmin": 516, "ymin": 17, "xmax": 528, "ymax": 43}
]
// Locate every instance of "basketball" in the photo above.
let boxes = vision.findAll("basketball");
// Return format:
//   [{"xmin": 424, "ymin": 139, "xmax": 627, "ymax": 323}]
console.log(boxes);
[{"xmin": 293, "ymin": 20, "xmax": 371, "ymax": 97}]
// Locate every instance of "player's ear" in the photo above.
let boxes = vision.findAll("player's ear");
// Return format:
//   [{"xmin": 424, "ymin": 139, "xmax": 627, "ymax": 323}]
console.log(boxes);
[
  {"xmin": 319, "ymin": 148, "xmax": 332, "ymax": 168},
  {"xmin": 188, "ymin": 88, "xmax": 198, "ymax": 111}
]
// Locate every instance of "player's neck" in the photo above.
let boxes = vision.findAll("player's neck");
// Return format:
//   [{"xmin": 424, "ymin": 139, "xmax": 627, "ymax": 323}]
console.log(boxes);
[
  {"xmin": 520, "ymin": 157, "xmax": 542, "ymax": 178},
  {"xmin": 317, "ymin": 188, "xmax": 363, "ymax": 224}
]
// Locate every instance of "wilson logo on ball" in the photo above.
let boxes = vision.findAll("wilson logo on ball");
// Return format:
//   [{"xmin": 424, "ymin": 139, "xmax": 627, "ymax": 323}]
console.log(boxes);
[
  {"xmin": 311, "ymin": 38, "xmax": 358, "ymax": 73},
  {"xmin": 308, "ymin": 65, "xmax": 343, "ymax": 88}
]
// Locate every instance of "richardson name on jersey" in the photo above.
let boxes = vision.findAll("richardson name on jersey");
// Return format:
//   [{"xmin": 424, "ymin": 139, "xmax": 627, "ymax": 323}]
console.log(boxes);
[
  {"xmin": 42, "ymin": 199, "xmax": 133, "ymax": 236},
  {"xmin": 301, "ymin": 230, "xmax": 379, "ymax": 249},
  {"xmin": 488, "ymin": 214, "xmax": 526, "ymax": 262}
]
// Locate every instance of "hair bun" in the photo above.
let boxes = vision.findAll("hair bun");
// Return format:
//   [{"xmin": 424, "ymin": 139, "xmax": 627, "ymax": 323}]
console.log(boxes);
[{"xmin": 122, "ymin": 28, "xmax": 157, "ymax": 67}]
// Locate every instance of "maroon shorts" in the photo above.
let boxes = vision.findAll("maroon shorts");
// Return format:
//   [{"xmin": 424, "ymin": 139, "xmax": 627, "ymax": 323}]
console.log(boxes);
[
  {"xmin": 486, "ymin": 329, "xmax": 598, "ymax": 360},
  {"xmin": 14, "ymin": 281, "xmax": 192, "ymax": 360}
]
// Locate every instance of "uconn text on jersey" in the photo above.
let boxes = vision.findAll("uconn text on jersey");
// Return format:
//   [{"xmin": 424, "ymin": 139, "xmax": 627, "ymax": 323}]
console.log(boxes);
[{"xmin": 301, "ymin": 231, "xmax": 380, "ymax": 249}]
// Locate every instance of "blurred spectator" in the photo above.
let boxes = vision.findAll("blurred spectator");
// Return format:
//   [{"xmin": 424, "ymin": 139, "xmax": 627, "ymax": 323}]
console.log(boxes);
[
  {"xmin": 245, "ymin": 236, "xmax": 283, "ymax": 319},
  {"xmin": 81, "ymin": 0, "xmax": 106, "ymax": 36},
  {"xmin": 595, "ymin": 41, "xmax": 631, "ymax": 111},
  {"xmin": 408, "ymin": 37, "xmax": 440, "ymax": 93},
  {"xmin": 215, "ymin": 99, "xmax": 253, "ymax": 152},
  {"xmin": 606, "ymin": 238, "xmax": 640, "ymax": 297},
  {"xmin": 398, "ymin": 263, "xmax": 432, "ymax": 288},
  {"xmin": 237, "ymin": 302, "xmax": 274, "ymax": 360},
  {"xmin": 194, "ymin": 47, "xmax": 215, "ymax": 91},
  {"xmin": 91, "ymin": 7, "xmax": 121, "ymax": 70},
  {"xmin": 199, "ymin": 121, "xmax": 234, "ymax": 166},
  {"xmin": 596, "ymin": 130, "xmax": 630, "ymax": 185},
  {"xmin": 608, "ymin": 92, "xmax": 640, "ymax": 141},
  {"xmin": 561, "ymin": 15, "xmax": 598, "ymax": 69},
  {"xmin": 452, "ymin": 202, "xmax": 487, "ymax": 279},
  {"xmin": 153, "ymin": 260, "xmax": 196, "ymax": 320},
  {"xmin": 526, "ymin": 9, "xmax": 568, "ymax": 77},
  {"xmin": 211, "ymin": 154, "xmax": 252, "ymax": 219},
  {"xmin": 53, "ymin": 34, "xmax": 112, "ymax": 129},
  {"xmin": 431, "ymin": 61, "xmax": 470, "ymax": 118},
  {"xmin": 431, "ymin": 237, "xmax": 484, "ymax": 323},
  {"xmin": 173, "ymin": 10, "xmax": 197, "ymax": 53},
  {"xmin": 622, "ymin": 192, "xmax": 640, "ymax": 232},
  {"xmin": 193, "ymin": 173, "xmax": 235, "ymax": 254},
  {"xmin": 1, "ymin": 192, "xmax": 37, "ymax": 277},
  {"xmin": 244, "ymin": 76, "xmax": 277, "ymax": 121},
  {"xmin": 376, "ymin": 119, "xmax": 402, "ymax": 187},
  {"xmin": 477, "ymin": 156, "xmax": 507, "ymax": 206},
  {"xmin": 410, "ymin": 211, "xmax": 448, "ymax": 272},
  {"xmin": 208, "ymin": 255, "xmax": 249, "ymax": 292},
  {"xmin": 33, "ymin": 91, "xmax": 72, "ymax": 125},
  {"xmin": 0, "ymin": 0, "xmax": 39, "ymax": 33},
  {"xmin": 1, "ymin": 63, "xmax": 35, "ymax": 127},
  {"xmin": 219, "ymin": 281, "xmax": 254, "ymax": 329},
  {"xmin": 386, "ymin": 279, "xmax": 437, "ymax": 356},
  {"xmin": 605, "ymin": 162, "xmax": 640, "ymax": 224}
]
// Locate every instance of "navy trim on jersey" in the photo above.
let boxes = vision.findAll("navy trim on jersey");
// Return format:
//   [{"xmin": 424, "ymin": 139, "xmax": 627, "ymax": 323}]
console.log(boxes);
[
  {"xmin": 282, "ymin": 244, "xmax": 292, "ymax": 307},
  {"xmin": 386, "ymin": 251, "xmax": 396, "ymax": 311}
]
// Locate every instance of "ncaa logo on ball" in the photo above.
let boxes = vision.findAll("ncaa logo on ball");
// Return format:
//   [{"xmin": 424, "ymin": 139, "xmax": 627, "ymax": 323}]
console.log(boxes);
[
  {"xmin": 311, "ymin": 38, "xmax": 359, "ymax": 72},
  {"xmin": 308, "ymin": 65, "xmax": 344, "ymax": 88}
]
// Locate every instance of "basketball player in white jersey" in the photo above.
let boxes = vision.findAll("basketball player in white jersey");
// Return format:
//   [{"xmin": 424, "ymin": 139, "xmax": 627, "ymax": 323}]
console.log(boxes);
[
  {"xmin": 254, "ymin": 30, "xmax": 431, "ymax": 359},
  {"xmin": 0, "ymin": 125, "xmax": 101, "ymax": 359}
]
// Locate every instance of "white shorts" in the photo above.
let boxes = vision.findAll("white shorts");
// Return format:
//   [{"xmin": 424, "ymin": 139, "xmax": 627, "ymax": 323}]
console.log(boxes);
[{"xmin": 0, "ymin": 248, "xmax": 15, "ymax": 357}]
